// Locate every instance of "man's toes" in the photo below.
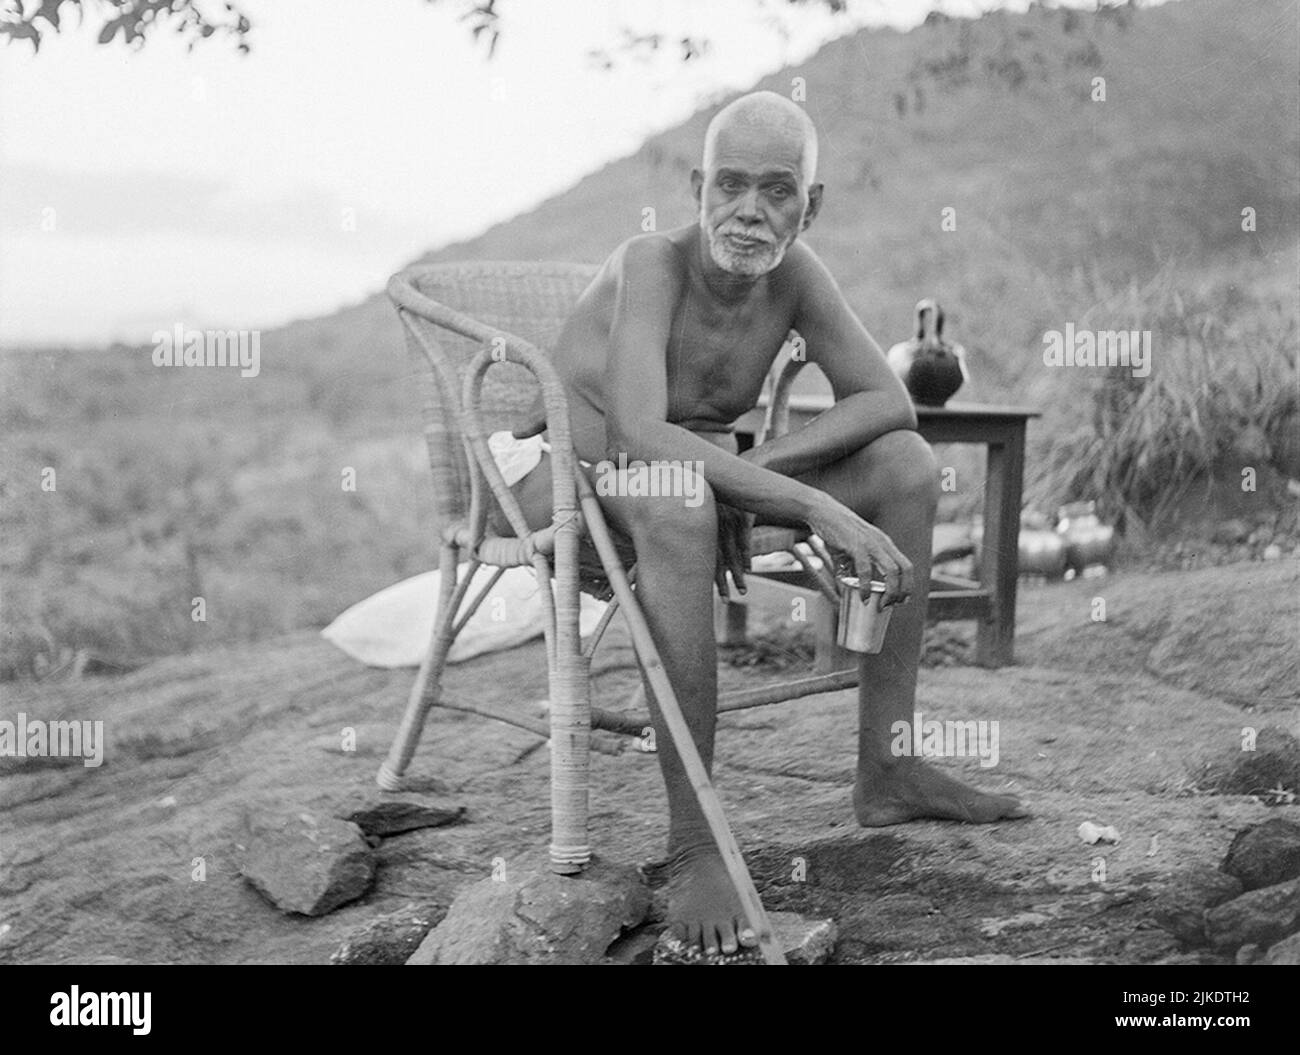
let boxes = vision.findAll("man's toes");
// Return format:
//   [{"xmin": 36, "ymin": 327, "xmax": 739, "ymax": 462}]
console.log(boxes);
[
  {"xmin": 701, "ymin": 924, "xmax": 721, "ymax": 956},
  {"xmin": 1001, "ymin": 796, "xmax": 1029, "ymax": 819},
  {"xmin": 717, "ymin": 919, "xmax": 740, "ymax": 955},
  {"xmin": 684, "ymin": 922, "xmax": 704, "ymax": 951},
  {"xmin": 979, "ymin": 794, "xmax": 1026, "ymax": 822}
]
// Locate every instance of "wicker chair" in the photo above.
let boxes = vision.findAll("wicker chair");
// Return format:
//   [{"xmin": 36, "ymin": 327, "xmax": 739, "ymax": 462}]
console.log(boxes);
[{"xmin": 379, "ymin": 261, "xmax": 861, "ymax": 964}]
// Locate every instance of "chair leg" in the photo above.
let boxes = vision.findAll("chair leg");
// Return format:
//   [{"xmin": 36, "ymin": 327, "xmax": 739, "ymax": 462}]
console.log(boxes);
[
  {"xmin": 377, "ymin": 542, "xmax": 462, "ymax": 791},
  {"xmin": 541, "ymin": 536, "xmax": 592, "ymax": 874},
  {"xmin": 813, "ymin": 594, "xmax": 855, "ymax": 674}
]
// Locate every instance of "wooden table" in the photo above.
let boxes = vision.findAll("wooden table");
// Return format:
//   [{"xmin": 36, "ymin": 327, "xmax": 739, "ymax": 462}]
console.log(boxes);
[{"xmin": 732, "ymin": 397, "xmax": 1040, "ymax": 668}]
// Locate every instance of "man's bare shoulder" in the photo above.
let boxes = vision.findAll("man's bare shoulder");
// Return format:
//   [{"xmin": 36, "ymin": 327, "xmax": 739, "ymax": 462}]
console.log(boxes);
[
  {"xmin": 781, "ymin": 239, "xmax": 841, "ymax": 298},
  {"xmin": 602, "ymin": 229, "xmax": 691, "ymax": 288}
]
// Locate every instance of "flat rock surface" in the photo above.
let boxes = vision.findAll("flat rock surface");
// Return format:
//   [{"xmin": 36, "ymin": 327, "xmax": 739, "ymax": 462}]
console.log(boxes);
[
  {"xmin": 1204, "ymin": 878, "xmax": 1300, "ymax": 951},
  {"xmin": 1148, "ymin": 866, "xmax": 1243, "ymax": 946},
  {"xmin": 1264, "ymin": 931, "xmax": 1300, "ymax": 965},
  {"xmin": 332, "ymin": 902, "xmax": 447, "ymax": 965},
  {"xmin": 0, "ymin": 561, "xmax": 1296, "ymax": 964},
  {"xmin": 341, "ymin": 800, "xmax": 466, "ymax": 838}
]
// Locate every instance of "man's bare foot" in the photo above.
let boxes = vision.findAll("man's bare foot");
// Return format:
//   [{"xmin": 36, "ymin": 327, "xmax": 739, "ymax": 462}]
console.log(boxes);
[
  {"xmin": 666, "ymin": 846, "xmax": 759, "ymax": 956},
  {"xmin": 854, "ymin": 759, "xmax": 1028, "ymax": 826}
]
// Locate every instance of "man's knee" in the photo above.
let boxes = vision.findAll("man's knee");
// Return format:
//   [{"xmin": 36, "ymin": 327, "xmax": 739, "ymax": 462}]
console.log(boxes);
[
  {"xmin": 609, "ymin": 465, "xmax": 717, "ymax": 551},
  {"xmin": 872, "ymin": 429, "xmax": 940, "ymax": 506}
]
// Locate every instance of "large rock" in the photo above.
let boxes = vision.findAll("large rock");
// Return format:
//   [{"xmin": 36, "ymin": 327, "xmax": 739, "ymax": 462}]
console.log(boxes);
[
  {"xmin": 340, "ymin": 800, "xmax": 465, "ymax": 838},
  {"xmin": 1155, "ymin": 951, "xmax": 1232, "ymax": 965},
  {"xmin": 1204, "ymin": 878, "xmax": 1300, "ymax": 952},
  {"xmin": 1196, "ymin": 727, "xmax": 1300, "ymax": 799},
  {"xmin": 653, "ymin": 912, "xmax": 837, "ymax": 965},
  {"xmin": 918, "ymin": 955, "xmax": 1101, "ymax": 965},
  {"xmin": 1264, "ymin": 931, "xmax": 1300, "ymax": 965},
  {"xmin": 239, "ymin": 808, "xmax": 375, "ymax": 917},
  {"xmin": 1148, "ymin": 866, "xmax": 1243, "ymax": 946},
  {"xmin": 407, "ymin": 860, "xmax": 649, "ymax": 965},
  {"xmin": 1221, "ymin": 819, "xmax": 1300, "ymax": 891},
  {"xmin": 331, "ymin": 902, "xmax": 447, "ymax": 964}
]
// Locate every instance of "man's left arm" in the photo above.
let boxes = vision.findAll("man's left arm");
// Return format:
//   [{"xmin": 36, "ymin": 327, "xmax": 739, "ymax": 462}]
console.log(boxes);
[{"xmin": 743, "ymin": 244, "xmax": 916, "ymax": 478}]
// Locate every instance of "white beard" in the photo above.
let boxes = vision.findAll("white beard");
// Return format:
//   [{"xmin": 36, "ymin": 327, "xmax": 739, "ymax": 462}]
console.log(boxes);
[{"xmin": 704, "ymin": 221, "xmax": 791, "ymax": 277}]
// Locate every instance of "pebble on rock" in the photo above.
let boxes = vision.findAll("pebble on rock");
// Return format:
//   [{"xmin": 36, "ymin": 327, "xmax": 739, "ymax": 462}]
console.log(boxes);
[{"xmin": 1078, "ymin": 821, "xmax": 1121, "ymax": 845}]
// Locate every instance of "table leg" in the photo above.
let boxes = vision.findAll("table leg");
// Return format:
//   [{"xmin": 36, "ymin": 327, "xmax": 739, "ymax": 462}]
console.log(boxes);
[{"xmin": 976, "ymin": 427, "xmax": 1026, "ymax": 667}]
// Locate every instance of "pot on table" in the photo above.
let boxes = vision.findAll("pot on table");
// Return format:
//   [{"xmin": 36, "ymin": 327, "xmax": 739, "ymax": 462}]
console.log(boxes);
[
  {"xmin": 1019, "ymin": 525, "xmax": 1069, "ymax": 578},
  {"xmin": 1057, "ymin": 501, "xmax": 1115, "ymax": 572}
]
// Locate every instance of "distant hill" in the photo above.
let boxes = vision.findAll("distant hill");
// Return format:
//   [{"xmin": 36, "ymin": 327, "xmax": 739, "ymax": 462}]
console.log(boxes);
[{"xmin": 273, "ymin": 0, "xmax": 1298, "ymax": 414}]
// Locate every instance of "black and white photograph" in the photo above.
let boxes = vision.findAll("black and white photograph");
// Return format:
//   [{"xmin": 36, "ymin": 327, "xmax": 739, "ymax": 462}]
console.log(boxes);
[{"xmin": 1, "ymin": 0, "xmax": 1297, "ymax": 1001}]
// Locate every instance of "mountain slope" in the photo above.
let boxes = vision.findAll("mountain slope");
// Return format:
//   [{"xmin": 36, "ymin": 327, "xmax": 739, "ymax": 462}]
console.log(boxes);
[{"xmin": 273, "ymin": 0, "xmax": 1298, "ymax": 411}]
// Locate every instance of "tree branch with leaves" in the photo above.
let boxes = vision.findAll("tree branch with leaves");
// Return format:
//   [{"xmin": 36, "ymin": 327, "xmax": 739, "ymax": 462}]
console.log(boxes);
[{"xmin": 1, "ymin": 0, "xmax": 848, "ymax": 59}]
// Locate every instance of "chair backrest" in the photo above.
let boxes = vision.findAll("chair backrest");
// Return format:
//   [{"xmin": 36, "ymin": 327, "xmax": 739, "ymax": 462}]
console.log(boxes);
[{"xmin": 390, "ymin": 261, "xmax": 599, "ymax": 532}]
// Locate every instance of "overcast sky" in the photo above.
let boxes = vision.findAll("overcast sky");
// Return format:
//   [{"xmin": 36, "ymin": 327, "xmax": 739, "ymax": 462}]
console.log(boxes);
[{"xmin": 1, "ymin": 0, "xmax": 1120, "ymax": 345}]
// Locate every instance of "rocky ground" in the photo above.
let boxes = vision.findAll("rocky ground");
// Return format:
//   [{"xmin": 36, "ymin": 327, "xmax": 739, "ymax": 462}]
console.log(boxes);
[{"xmin": 0, "ymin": 559, "xmax": 1296, "ymax": 965}]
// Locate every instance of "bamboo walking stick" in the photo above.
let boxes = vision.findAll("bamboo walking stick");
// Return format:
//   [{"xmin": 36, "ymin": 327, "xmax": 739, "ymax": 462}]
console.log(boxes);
[{"xmin": 575, "ymin": 472, "xmax": 787, "ymax": 965}]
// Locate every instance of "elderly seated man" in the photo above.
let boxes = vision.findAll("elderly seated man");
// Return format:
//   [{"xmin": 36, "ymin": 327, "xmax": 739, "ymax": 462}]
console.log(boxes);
[{"xmin": 502, "ymin": 90, "xmax": 1025, "ymax": 957}]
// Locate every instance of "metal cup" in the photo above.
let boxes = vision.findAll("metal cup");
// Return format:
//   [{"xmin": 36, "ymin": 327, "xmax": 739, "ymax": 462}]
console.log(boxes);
[{"xmin": 836, "ymin": 577, "xmax": 891, "ymax": 654}]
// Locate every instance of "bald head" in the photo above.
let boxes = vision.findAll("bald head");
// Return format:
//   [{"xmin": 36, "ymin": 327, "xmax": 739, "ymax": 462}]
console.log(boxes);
[
  {"xmin": 693, "ymin": 91, "xmax": 823, "ymax": 278},
  {"xmin": 702, "ymin": 90, "xmax": 819, "ymax": 185}
]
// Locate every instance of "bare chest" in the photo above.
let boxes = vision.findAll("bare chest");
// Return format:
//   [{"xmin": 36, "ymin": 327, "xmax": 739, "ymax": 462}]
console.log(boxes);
[{"xmin": 664, "ymin": 295, "xmax": 794, "ymax": 424}]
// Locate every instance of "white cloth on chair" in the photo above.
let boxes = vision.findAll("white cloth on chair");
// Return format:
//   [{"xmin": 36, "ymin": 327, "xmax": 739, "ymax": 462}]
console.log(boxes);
[
  {"xmin": 321, "ymin": 566, "xmax": 608, "ymax": 669},
  {"xmin": 322, "ymin": 431, "xmax": 601, "ymax": 668},
  {"xmin": 487, "ymin": 430, "xmax": 549, "ymax": 487}
]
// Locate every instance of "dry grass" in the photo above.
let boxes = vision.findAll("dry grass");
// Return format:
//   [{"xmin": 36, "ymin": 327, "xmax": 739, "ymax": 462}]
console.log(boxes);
[{"xmin": 1029, "ymin": 265, "xmax": 1298, "ymax": 532}]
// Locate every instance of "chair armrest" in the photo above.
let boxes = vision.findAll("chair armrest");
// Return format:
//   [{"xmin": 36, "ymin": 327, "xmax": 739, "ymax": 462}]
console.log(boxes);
[
  {"xmin": 756, "ymin": 349, "xmax": 809, "ymax": 446},
  {"xmin": 461, "ymin": 336, "xmax": 580, "ymax": 547}
]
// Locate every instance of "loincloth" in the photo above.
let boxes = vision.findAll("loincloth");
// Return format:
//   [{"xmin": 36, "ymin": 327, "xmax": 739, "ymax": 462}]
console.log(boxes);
[{"xmin": 487, "ymin": 431, "xmax": 635, "ymax": 599}]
